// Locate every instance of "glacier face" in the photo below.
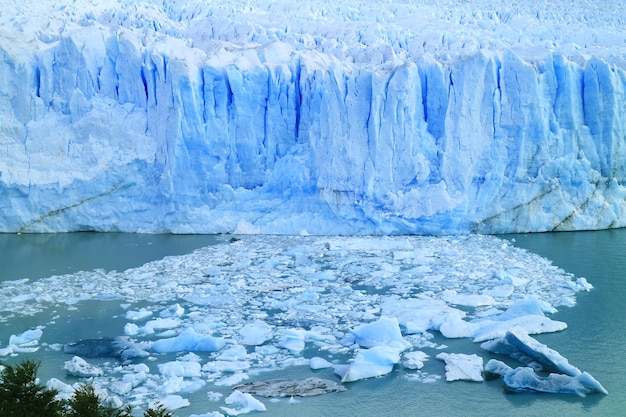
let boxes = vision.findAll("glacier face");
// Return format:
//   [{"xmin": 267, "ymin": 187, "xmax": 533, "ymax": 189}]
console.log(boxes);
[{"xmin": 1, "ymin": 0, "xmax": 626, "ymax": 234}]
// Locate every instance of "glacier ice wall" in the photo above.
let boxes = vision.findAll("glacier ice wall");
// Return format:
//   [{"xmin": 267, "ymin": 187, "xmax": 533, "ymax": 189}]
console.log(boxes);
[{"xmin": 1, "ymin": 0, "xmax": 626, "ymax": 234}]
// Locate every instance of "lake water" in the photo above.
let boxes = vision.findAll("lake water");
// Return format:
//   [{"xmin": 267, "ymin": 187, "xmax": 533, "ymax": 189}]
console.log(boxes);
[{"xmin": 0, "ymin": 230, "xmax": 624, "ymax": 416}]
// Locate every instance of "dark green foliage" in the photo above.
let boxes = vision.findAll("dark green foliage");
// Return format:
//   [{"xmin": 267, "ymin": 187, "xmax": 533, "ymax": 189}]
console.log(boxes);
[
  {"xmin": 65, "ymin": 383, "xmax": 133, "ymax": 417},
  {"xmin": 143, "ymin": 403, "xmax": 175, "ymax": 417},
  {"xmin": 0, "ymin": 359, "xmax": 175, "ymax": 417},
  {"xmin": 0, "ymin": 360, "xmax": 65, "ymax": 417}
]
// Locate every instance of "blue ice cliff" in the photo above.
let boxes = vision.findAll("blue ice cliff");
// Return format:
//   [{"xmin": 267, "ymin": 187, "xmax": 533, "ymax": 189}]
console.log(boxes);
[{"xmin": 1, "ymin": 0, "xmax": 625, "ymax": 234}]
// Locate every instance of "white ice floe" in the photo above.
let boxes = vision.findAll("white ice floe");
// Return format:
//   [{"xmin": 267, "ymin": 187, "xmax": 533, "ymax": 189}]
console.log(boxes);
[
  {"xmin": 158, "ymin": 361, "xmax": 202, "ymax": 378},
  {"xmin": 221, "ymin": 390, "xmax": 266, "ymax": 416},
  {"xmin": 350, "ymin": 317, "xmax": 412, "ymax": 351},
  {"xmin": 46, "ymin": 378, "xmax": 77, "ymax": 400},
  {"xmin": 381, "ymin": 299, "xmax": 466, "ymax": 334},
  {"xmin": 436, "ymin": 353, "xmax": 484, "ymax": 382},
  {"xmin": 339, "ymin": 346, "xmax": 402, "ymax": 383},
  {"xmin": 0, "ymin": 328, "xmax": 44, "ymax": 356},
  {"xmin": 125, "ymin": 309, "xmax": 153, "ymax": 321},
  {"xmin": 402, "ymin": 351, "xmax": 429, "ymax": 370},
  {"xmin": 438, "ymin": 298, "xmax": 568, "ymax": 342},
  {"xmin": 64, "ymin": 356, "xmax": 104, "ymax": 378},
  {"xmin": 140, "ymin": 318, "xmax": 181, "ymax": 334},
  {"xmin": 238, "ymin": 321, "xmax": 273, "ymax": 346},
  {"xmin": 190, "ymin": 413, "xmax": 225, "ymax": 417},
  {"xmin": 152, "ymin": 328, "xmax": 226, "ymax": 354},
  {"xmin": 215, "ymin": 373, "xmax": 250, "ymax": 387},
  {"xmin": 278, "ymin": 329, "xmax": 308, "ymax": 354},
  {"xmin": 9, "ymin": 328, "xmax": 43, "ymax": 345},
  {"xmin": 150, "ymin": 395, "xmax": 190, "ymax": 411},
  {"xmin": 309, "ymin": 357, "xmax": 334, "ymax": 370}
]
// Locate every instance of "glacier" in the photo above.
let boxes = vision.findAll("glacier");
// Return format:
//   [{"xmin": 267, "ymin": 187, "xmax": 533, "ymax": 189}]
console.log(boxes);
[{"xmin": 1, "ymin": 0, "xmax": 626, "ymax": 234}]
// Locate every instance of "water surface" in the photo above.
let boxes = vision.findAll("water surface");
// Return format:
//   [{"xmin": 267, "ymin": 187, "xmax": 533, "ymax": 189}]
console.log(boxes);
[{"xmin": 0, "ymin": 231, "xmax": 623, "ymax": 416}]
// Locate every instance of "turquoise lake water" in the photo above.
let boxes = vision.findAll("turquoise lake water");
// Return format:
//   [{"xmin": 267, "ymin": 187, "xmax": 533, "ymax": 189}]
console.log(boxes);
[{"xmin": 0, "ymin": 230, "xmax": 624, "ymax": 416}]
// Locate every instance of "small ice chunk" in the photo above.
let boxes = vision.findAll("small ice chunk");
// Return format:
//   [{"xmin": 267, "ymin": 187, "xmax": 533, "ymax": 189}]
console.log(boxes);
[
  {"xmin": 202, "ymin": 360, "xmax": 251, "ymax": 373},
  {"xmin": 402, "ymin": 351, "xmax": 429, "ymax": 370},
  {"xmin": 142, "ymin": 318, "xmax": 181, "ymax": 333},
  {"xmin": 10, "ymin": 294, "xmax": 36, "ymax": 302},
  {"xmin": 440, "ymin": 298, "xmax": 564, "ymax": 341},
  {"xmin": 471, "ymin": 315, "xmax": 567, "ymax": 342},
  {"xmin": 151, "ymin": 395, "xmax": 190, "ymax": 411},
  {"xmin": 125, "ymin": 309, "xmax": 153, "ymax": 321},
  {"xmin": 46, "ymin": 378, "xmax": 75, "ymax": 400},
  {"xmin": 481, "ymin": 326, "xmax": 580, "ymax": 376},
  {"xmin": 207, "ymin": 391, "xmax": 224, "ymax": 401},
  {"xmin": 436, "ymin": 353, "xmax": 484, "ymax": 382},
  {"xmin": 9, "ymin": 328, "xmax": 43, "ymax": 345},
  {"xmin": 442, "ymin": 290, "xmax": 494, "ymax": 307},
  {"xmin": 180, "ymin": 352, "xmax": 202, "ymax": 362},
  {"xmin": 0, "ymin": 346, "xmax": 14, "ymax": 356},
  {"xmin": 158, "ymin": 360, "xmax": 202, "ymax": 378},
  {"xmin": 350, "ymin": 317, "xmax": 411, "ymax": 351},
  {"xmin": 494, "ymin": 298, "xmax": 557, "ymax": 320},
  {"xmin": 124, "ymin": 323, "xmax": 139, "ymax": 336},
  {"xmin": 215, "ymin": 373, "xmax": 250, "ymax": 387},
  {"xmin": 279, "ymin": 329, "xmax": 307, "ymax": 353},
  {"xmin": 161, "ymin": 376, "xmax": 206, "ymax": 394},
  {"xmin": 382, "ymin": 299, "xmax": 466, "ymax": 334},
  {"xmin": 341, "ymin": 346, "xmax": 401, "ymax": 382},
  {"xmin": 239, "ymin": 320, "xmax": 272, "ymax": 346},
  {"xmin": 64, "ymin": 356, "xmax": 104, "ymax": 378},
  {"xmin": 160, "ymin": 303, "xmax": 185, "ymax": 318},
  {"xmin": 309, "ymin": 270, "xmax": 336, "ymax": 281},
  {"xmin": 152, "ymin": 328, "xmax": 226, "ymax": 353},
  {"xmin": 574, "ymin": 277, "xmax": 593, "ymax": 291},
  {"xmin": 109, "ymin": 381, "xmax": 133, "ymax": 396},
  {"xmin": 309, "ymin": 357, "xmax": 333, "ymax": 370},
  {"xmin": 217, "ymin": 345, "xmax": 248, "ymax": 361},
  {"xmin": 484, "ymin": 359, "xmax": 513, "ymax": 377},
  {"xmin": 220, "ymin": 390, "xmax": 266, "ymax": 415},
  {"xmin": 134, "ymin": 363, "xmax": 150, "ymax": 373}
]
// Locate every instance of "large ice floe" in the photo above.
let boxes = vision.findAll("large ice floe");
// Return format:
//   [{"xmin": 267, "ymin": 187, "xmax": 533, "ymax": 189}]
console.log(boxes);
[
  {"xmin": 1, "ymin": 0, "xmax": 626, "ymax": 234},
  {"xmin": 0, "ymin": 235, "xmax": 606, "ymax": 414}
]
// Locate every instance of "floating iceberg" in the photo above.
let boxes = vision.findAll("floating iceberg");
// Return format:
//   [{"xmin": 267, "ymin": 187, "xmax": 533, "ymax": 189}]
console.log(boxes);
[
  {"xmin": 482, "ymin": 327, "xmax": 608, "ymax": 396},
  {"xmin": 0, "ymin": 328, "xmax": 43, "ymax": 356},
  {"xmin": 220, "ymin": 390, "xmax": 266, "ymax": 416},
  {"xmin": 238, "ymin": 321, "xmax": 273, "ymax": 346},
  {"xmin": 438, "ymin": 299, "xmax": 568, "ymax": 342},
  {"xmin": 152, "ymin": 328, "xmax": 226, "ymax": 354},
  {"xmin": 402, "ymin": 351, "xmax": 429, "ymax": 370},
  {"xmin": 436, "ymin": 353, "xmax": 484, "ymax": 382},
  {"xmin": 350, "ymin": 317, "xmax": 412, "ymax": 351},
  {"xmin": 339, "ymin": 346, "xmax": 402, "ymax": 383},
  {"xmin": 481, "ymin": 326, "xmax": 581, "ymax": 376},
  {"xmin": 64, "ymin": 356, "xmax": 104, "ymax": 378},
  {"xmin": 485, "ymin": 360, "xmax": 608, "ymax": 397}
]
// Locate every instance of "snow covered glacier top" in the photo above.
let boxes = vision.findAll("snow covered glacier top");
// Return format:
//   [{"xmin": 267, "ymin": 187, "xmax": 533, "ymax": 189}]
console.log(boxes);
[{"xmin": 1, "ymin": 0, "xmax": 626, "ymax": 234}]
